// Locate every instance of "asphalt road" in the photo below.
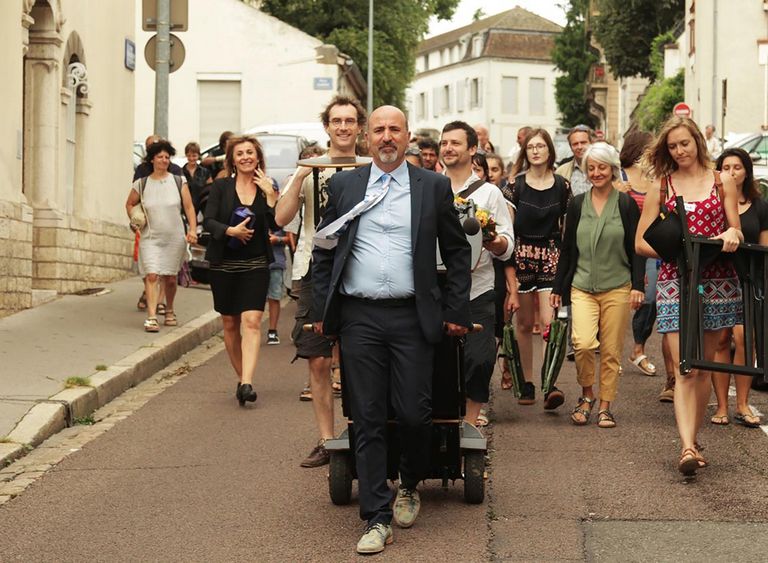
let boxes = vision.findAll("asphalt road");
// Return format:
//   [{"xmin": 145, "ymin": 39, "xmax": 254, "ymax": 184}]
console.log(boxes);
[{"xmin": 1, "ymin": 302, "xmax": 767, "ymax": 561}]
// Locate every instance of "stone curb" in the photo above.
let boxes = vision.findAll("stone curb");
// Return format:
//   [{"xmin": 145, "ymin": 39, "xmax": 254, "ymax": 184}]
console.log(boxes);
[{"xmin": 0, "ymin": 310, "xmax": 222, "ymax": 467}]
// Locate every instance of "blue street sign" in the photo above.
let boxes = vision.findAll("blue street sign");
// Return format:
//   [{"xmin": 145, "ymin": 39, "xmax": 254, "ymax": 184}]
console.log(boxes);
[{"xmin": 314, "ymin": 77, "xmax": 333, "ymax": 90}]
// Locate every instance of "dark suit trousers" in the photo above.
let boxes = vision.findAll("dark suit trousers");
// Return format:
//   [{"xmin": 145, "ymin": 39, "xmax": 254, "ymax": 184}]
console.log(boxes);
[{"xmin": 339, "ymin": 297, "xmax": 434, "ymax": 526}]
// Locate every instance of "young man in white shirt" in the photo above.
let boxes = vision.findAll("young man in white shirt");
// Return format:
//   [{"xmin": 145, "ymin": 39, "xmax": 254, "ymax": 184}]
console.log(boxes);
[
  {"xmin": 275, "ymin": 95, "xmax": 366, "ymax": 468},
  {"xmin": 440, "ymin": 121, "xmax": 515, "ymax": 425}
]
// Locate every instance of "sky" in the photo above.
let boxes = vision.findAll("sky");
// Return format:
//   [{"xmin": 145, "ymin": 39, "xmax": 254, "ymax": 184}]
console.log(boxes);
[{"xmin": 427, "ymin": 0, "xmax": 568, "ymax": 37}]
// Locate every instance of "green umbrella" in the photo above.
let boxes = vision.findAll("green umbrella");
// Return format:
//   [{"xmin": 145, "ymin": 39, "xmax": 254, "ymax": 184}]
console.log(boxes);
[
  {"xmin": 541, "ymin": 312, "xmax": 568, "ymax": 397},
  {"xmin": 500, "ymin": 318, "xmax": 526, "ymax": 399}
]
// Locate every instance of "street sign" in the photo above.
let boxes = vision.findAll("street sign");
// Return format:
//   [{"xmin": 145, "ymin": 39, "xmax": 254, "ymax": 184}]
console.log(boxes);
[
  {"xmin": 142, "ymin": 0, "xmax": 188, "ymax": 31},
  {"xmin": 313, "ymin": 77, "xmax": 333, "ymax": 90},
  {"xmin": 144, "ymin": 33, "xmax": 186, "ymax": 73},
  {"xmin": 124, "ymin": 38, "xmax": 136, "ymax": 71},
  {"xmin": 673, "ymin": 102, "xmax": 692, "ymax": 117}
]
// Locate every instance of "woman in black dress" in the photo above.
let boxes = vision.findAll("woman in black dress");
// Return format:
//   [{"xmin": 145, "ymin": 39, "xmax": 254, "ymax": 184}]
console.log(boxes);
[
  {"xmin": 204, "ymin": 135, "xmax": 278, "ymax": 406},
  {"xmin": 712, "ymin": 148, "xmax": 767, "ymax": 426}
]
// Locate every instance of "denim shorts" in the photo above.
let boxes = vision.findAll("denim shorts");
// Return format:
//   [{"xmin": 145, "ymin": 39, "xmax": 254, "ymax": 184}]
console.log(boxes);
[{"xmin": 267, "ymin": 268, "xmax": 284, "ymax": 301}]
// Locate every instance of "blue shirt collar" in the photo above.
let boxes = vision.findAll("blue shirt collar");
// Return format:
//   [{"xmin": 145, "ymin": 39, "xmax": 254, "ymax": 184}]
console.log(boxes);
[{"xmin": 369, "ymin": 160, "xmax": 409, "ymax": 187}]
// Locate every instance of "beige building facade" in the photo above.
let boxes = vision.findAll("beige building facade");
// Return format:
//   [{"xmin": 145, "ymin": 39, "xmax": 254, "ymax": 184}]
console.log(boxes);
[
  {"xmin": 134, "ymin": 0, "xmax": 366, "ymax": 149},
  {"xmin": 0, "ymin": 0, "xmax": 136, "ymax": 317},
  {"xmin": 684, "ymin": 0, "xmax": 768, "ymax": 134},
  {"xmin": 407, "ymin": 8, "xmax": 562, "ymax": 156}
]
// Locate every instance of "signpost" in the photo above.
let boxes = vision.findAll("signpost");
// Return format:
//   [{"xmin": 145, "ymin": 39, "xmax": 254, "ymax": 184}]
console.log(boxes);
[
  {"xmin": 673, "ymin": 102, "xmax": 692, "ymax": 118},
  {"xmin": 142, "ymin": 0, "xmax": 188, "ymax": 138}
]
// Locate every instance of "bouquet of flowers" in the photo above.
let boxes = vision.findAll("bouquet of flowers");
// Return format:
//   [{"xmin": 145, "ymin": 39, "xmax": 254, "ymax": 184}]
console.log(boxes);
[
  {"xmin": 474, "ymin": 208, "xmax": 497, "ymax": 241},
  {"xmin": 454, "ymin": 196, "xmax": 497, "ymax": 241}
]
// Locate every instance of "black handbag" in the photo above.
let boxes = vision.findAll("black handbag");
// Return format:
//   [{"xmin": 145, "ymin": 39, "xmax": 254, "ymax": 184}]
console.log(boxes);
[{"xmin": 643, "ymin": 177, "xmax": 686, "ymax": 262}]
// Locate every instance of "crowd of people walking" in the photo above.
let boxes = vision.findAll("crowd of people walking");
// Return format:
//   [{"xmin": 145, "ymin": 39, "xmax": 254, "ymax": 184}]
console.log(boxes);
[{"xmin": 127, "ymin": 96, "xmax": 767, "ymax": 555}]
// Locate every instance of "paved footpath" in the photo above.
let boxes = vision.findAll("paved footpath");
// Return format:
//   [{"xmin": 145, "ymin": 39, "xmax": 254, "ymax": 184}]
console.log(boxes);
[{"xmin": 1, "ymin": 300, "xmax": 767, "ymax": 561}]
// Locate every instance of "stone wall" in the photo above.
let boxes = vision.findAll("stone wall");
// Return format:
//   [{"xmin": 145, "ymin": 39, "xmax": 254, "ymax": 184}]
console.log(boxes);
[
  {"xmin": 32, "ymin": 216, "xmax": 134, "ymax": 294},
  {"xmin": 0, "ymin": 200, "xmax": 34, "ymax": 317}
]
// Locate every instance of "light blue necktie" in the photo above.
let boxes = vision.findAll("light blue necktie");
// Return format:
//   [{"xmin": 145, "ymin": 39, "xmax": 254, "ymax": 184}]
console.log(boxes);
[{"xmin": 313, "ymin": 174, "xmax": 392, "ymax": 249}]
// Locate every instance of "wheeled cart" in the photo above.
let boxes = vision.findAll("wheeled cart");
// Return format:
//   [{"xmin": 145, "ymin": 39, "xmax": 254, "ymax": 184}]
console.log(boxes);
[{"xmin": 324, "ymin": 328, "xmax": 487, "ymax": 506}]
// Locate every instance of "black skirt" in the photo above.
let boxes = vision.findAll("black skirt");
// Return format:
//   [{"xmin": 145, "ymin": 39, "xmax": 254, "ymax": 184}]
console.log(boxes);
[{"xmin": 209, "ymin": 268, "xmax": 269, "ymax": 315}]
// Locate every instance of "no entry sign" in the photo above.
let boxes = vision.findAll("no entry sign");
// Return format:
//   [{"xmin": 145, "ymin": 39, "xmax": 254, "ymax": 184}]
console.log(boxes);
[{"xmin": 673, "ymin": 102, "xmax": 692, "ymax": 117}]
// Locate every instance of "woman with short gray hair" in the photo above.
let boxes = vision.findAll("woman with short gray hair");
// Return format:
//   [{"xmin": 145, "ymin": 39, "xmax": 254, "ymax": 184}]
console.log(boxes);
[{"xmin": 551, "ymin": 142, "xmax": 645, "ymax": 428}]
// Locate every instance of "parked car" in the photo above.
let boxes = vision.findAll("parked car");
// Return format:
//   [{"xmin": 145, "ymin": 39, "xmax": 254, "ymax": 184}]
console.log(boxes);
[
  {"xmin": 723, "ymin": 132, "xmax": 768, "ymax": 196},
  {"xmin": 244, "ymin": 122, "xmax": 329, "ymax": 149},
  {"xmin": 172, "ymin": 133, "xmax": 309, "ymax": 189}
]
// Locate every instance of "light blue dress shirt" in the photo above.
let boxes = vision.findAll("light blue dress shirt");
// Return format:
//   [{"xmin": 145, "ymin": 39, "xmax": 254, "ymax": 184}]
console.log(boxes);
[{"xmin": 341, "ymin": 161, "xmax": 415, "ymax": 299}]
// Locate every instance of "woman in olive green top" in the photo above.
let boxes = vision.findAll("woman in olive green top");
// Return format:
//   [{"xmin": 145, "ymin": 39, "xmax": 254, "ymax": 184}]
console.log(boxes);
[{"xmin": 551, "ymin": 143, "xmax": 645, "ymax": 428}]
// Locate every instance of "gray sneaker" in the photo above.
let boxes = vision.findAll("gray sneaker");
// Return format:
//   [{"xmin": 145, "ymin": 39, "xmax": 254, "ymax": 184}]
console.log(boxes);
[
  {"xmin": 356, "ymin": 523, "xmax": 393, "ymax": 554},
  {"xmin": 392, "ymin": 486, "xmax": 420, "ymax": 528}
]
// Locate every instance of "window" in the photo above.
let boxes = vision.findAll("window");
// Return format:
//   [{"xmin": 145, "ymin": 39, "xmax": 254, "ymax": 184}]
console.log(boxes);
[
  {"xmin": 469, "ymin": 78, "xmax": 482, "ymax": 108},
  {"xmin": 688, "ymin": 1, "xmax": 696, "ymax": 55},
  {"xmin": 423, "ymin": 54, "xmax": 429, "ymax": 71},
  {"xmin": 455, "ymin": 80, "xmax": 465, "ymax": 112},
  {"xmin": 529, "ymin": 78, "xmax": 545, "ymax": 115},
  {"xmin": 472, "ymin": 36, "xmax": 483, "ymax": 58},
  {"xmin": 501, "ymin": 76, "xmax": 518, "ymax": 114},
  {"xmin": 441, "ymin": 85, "xmax": 451, "ymax": 113},
  {"xmin": 417, "ymin": 92, "xmax": 427, "ymax": 119},
  {"xmin": 198, "ymin": 79, "xmax": 241, "ymax": 147}
]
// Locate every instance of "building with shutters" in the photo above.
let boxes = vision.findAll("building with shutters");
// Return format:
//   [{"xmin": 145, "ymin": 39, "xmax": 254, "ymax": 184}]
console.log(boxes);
[
  {"xmin": 406, "ymin": 7, "xmax": 562, "ymax": 156},
  {"xmin": 0, "ymin": 0, "xmax": 136, "ymax": 317},
  {"xmin": 133, "ymin": 0, "xmax": 366, "ymax": 149}
]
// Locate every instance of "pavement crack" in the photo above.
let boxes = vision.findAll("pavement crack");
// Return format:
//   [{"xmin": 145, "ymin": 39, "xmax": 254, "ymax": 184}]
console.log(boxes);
[{"xmin": 56, "ymin": 462, "xmax": 215, "ymax": 472}]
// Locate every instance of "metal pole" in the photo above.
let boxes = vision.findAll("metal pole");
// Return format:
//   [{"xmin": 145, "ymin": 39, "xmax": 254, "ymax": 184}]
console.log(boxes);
[
  {"xmin": 367, "ymin": 0, "xmax": 373, "ymax": 114},
  {"xmin": 154, "ymin": 0, "xmax": 171, "ymax": 137}
]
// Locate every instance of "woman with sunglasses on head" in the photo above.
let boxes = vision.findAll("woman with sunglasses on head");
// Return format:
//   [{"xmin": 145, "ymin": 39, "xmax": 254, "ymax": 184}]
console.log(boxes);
[
  {"xmin": 204, "ymin": 135, "xmax": 278, "ymax": 407},
  {"xmin": 507, "ymin": 129, "xmax": 572, "ymax": 408},
  {"xmin": 710, "ymin": 148, "xmax": 766, "ymax": 428},
  {"xmin": 636, "ymin": 117, "xmax": 743, "ymax": 476}
]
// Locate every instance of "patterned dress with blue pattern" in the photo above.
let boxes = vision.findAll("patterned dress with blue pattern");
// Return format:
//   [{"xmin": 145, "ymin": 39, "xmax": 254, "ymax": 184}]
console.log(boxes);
[{"xmin": 656, "ymin": 178, "xmax": 743, "ymax": 334}]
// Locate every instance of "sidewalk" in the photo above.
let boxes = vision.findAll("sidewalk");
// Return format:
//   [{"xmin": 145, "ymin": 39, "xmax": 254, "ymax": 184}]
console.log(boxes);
[{"xmin": 0, "ymin": 277, "xmax": 220, "ymax": 465}]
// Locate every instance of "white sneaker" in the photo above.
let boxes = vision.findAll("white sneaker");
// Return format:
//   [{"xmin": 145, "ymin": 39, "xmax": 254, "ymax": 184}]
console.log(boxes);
[{"xmin": 356, "ymin": 523, "xmax": 393, "ymax": 554}]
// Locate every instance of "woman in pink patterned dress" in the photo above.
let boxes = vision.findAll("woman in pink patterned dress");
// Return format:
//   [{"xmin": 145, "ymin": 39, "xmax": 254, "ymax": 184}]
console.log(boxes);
[{"xmin": 636, "ymin": 117, "xmax": 743, "ymax": 477}]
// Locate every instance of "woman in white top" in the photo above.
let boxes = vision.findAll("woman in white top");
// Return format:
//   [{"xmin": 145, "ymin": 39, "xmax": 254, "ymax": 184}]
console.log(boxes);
[{"xmin": 126, "ymin": 141, "xmax": 197, "ymax": 332}]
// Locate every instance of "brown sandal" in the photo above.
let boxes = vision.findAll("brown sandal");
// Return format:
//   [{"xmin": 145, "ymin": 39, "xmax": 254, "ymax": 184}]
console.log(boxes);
[
  {"xmin": 164, "ymin": 310, "xmax": 178, "ymax": 326},
  {"xmin": 678, "ymin": 448, "xmax": 699, "ymax": 476},
  {"xmin": 597, "ymin": 410, "xmax": 616, "ymax": 428}
]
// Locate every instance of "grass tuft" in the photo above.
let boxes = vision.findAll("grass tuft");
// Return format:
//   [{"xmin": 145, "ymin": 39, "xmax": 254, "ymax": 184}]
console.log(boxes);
[{"xmin": 64, "ymin": 376, "xmax": 92, "ymax": 388}]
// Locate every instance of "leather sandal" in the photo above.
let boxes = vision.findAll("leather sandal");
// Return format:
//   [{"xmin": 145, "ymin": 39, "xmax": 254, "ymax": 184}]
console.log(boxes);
[
  {"xmin": 597, "ymin": 409, "xmax": 616, "ymax": 428},
  {"xmin": 630, "ymin": 354, "xmax": 656, "ymax": 376},
  {"xmin": 144, "ymin": 317, "xmax": 160, "ymax": 333},
  {"xmin": 678, "ymin": 448, "xmax": 699, "ymax": 476},
  {"xmin": 570, "ymin": 397, "xmax": 595, "ymax": 426},
  {"xmin": 164, "ymin": 310, "xmax": 178, "ymax": 326}
]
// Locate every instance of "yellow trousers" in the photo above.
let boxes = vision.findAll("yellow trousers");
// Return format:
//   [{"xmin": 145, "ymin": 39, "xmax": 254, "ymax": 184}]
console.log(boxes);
[{"xmin": 570, "ymin": 284, "xmax": 630, "ymax": 402}]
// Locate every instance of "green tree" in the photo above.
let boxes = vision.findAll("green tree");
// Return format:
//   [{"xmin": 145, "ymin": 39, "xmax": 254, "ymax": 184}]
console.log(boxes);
[
  {"xmin": 258, "ymin": 0, "xmax": 460, "ymax": 108},
  {"xmin": 551, "ymin": 0, "xmax": 598, "ymax": 127},
  {"xmin": 593, "ymin": 0, "xmax": 684, "ymax": 79},
  {"xmin": 634, "ymin": 69, "xmax": 684, "ymax": 132}
]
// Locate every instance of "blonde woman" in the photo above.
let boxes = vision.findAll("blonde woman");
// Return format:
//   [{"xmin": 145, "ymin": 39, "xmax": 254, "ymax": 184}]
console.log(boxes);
[{"xmin": 635, "ymin": 117, "xmax": 742, "ymax": 475}]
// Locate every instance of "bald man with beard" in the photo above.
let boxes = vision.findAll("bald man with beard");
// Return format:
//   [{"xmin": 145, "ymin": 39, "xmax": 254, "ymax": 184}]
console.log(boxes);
[{"xmin": 312, "ymin": 105, "xmax": 472, "ymax": 555}]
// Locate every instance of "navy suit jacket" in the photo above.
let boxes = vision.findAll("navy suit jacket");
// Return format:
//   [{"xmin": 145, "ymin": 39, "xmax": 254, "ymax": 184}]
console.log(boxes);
[{"xmin": 311, "ymin": 163, "xmax": 472, "ymax": 344}]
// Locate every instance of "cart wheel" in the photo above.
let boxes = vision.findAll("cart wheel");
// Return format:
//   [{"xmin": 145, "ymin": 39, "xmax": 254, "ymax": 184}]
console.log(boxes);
[
  {"xmin": 463, "ymin": 451, "xmax": 485, "ymax": 504},
  {"xmin": 329, "ymin": 452, "xmax": 353, "ymax": 505}
]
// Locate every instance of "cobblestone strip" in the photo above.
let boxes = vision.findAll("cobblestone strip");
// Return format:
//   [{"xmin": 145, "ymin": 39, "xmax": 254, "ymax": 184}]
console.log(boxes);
[{"xmin": 0, "ymin": 336, "xmax": 225, "ymax": 505}]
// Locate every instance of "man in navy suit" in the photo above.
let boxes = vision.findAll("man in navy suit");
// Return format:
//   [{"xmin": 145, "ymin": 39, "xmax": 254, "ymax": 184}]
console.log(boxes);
[{"xmin": 312, "ymin": 106, "xmax": 472, "ymax": 554}]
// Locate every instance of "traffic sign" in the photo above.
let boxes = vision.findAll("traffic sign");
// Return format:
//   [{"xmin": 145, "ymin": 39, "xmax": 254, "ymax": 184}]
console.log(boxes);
[
  {"xmin": 673, "ymin": 102, "xmax": 692, "ymax": 117},
  {"xmin": 144, "ymin": 34, "xmax": 186, "ymax": 73}
]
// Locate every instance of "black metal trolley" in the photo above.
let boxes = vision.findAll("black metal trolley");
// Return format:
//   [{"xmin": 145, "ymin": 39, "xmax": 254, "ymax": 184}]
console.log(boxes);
[
  {"xmin": 324, "ymin": 329, "xmax": 488, "ymax": 506},
  {"xmin": 678, "ymin": 233, "xmax": 768, "ymax": 384}
]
